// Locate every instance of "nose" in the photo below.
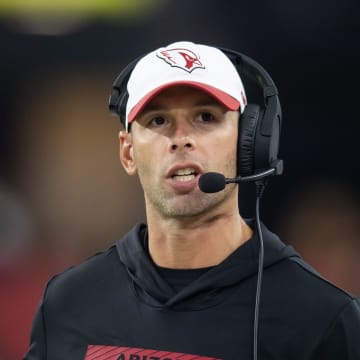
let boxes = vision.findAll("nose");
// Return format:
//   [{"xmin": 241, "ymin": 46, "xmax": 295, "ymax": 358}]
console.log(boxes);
[
  {"xmin": 170, "ymin": 139, "xmax": 193, "ymax": 151},
  {"xmin": 168, "ymin": 120, "xmax": 195, "ymax": 152}
]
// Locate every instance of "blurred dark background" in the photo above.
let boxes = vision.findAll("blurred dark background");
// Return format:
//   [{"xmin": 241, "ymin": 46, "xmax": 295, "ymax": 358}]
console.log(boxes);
[{"xmin": 0, "ymin": 1, "xmax": 359, "ymax": 358}]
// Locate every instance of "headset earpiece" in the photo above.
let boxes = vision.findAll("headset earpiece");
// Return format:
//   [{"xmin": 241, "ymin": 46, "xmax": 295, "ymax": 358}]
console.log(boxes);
[
  {"xmin": 219, "ymin": 47, "xmax": 283, "ymax": 177},
  {"xmin": 237, "ymin": 104, "xmax": 261, "ymax": 176}
]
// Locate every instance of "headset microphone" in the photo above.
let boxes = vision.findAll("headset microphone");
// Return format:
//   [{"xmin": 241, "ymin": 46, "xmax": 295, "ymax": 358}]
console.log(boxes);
[{"xmin": 198, "ymin": 167, "xmax": 279, "ymax": 194}]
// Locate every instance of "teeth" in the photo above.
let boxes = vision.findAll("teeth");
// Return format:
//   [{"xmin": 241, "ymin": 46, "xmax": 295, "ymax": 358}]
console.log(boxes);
[
  {"xmin": 174, "ymin": 168, "xmax": 195, "ymax": 176},
  {"xmin": 173, "ymin": 174, "xmax": 195, "ymax": 182},
  {"xmin": 172, "ymin": 168, "xmax": 197, "ymax": 182}
]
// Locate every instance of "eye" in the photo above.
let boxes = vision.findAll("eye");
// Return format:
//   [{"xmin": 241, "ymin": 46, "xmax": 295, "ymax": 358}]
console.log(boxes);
[
  {"xmin": 149, "ymin": 116, "xmax": 166, "ymax": 127},
  {"xmin": 197, "ymin": 112, "xmax": 216, "ymax": 123}
]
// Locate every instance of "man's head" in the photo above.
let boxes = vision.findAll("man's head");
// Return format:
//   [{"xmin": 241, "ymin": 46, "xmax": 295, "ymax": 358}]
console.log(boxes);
[
  {"xmin": 110, "ymin": 41, "xmax": 283, "ymax": 183},
  {"xmin": 113, "ymin": 41, "xmax": 283, "ymax": 221},
  {"xmin": 123, "ymin": 41, "xmax": 247, "ymax": 132},
  {"xmin": 115, "ymin": 42, "xmax": 251, "ymax": 221}
]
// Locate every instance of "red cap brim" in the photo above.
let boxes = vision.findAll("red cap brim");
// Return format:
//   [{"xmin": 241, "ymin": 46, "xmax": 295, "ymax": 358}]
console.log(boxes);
[{"xmin": 127, "ymin": 81, "xmax": 241, "ymax": 123}]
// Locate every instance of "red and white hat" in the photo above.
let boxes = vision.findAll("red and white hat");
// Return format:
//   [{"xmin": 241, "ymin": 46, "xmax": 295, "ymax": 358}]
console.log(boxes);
[{"xmin": 125, "ymin": 41, "xmax": 247, "ymax": 131}]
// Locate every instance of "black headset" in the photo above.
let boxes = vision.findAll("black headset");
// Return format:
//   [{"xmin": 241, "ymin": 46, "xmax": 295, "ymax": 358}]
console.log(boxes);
[{"xmin": 109, "ymin": 46, "xmax": 283, "ymax": 178}]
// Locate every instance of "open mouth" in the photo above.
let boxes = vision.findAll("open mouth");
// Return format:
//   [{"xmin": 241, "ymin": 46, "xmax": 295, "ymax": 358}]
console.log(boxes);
[{"xmin": 172, "ymin": 168, "xmax": 198, "ymax": 182}]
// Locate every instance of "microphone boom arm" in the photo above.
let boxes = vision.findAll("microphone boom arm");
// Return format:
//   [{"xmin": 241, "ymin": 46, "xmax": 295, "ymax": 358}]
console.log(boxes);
[{"xmin": 225, "ymin": 168, "xmax": 276, "ymax": 184}]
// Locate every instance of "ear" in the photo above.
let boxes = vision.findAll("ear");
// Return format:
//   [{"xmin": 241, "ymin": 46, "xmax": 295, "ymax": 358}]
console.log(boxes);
[{"xmin": 119, "ymin": 130, "xmax": 137, "ymax": 176}]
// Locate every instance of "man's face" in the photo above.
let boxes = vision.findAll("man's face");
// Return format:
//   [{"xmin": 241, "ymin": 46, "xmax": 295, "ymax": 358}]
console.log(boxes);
[{"xmin": 119, "ymin": 85, "xmax": 239, "ymax": 220}]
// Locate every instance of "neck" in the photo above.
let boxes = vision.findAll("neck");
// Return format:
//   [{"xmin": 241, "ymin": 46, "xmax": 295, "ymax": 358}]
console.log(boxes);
[{"xmin": 145, "ymin": 203, "xmax": 253, "ymax": 269}]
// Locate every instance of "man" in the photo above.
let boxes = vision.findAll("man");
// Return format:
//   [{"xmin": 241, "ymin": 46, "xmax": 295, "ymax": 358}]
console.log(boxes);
[{"xmin": 25, "ymin": 41, "xmax": 360, "ymax": 360}]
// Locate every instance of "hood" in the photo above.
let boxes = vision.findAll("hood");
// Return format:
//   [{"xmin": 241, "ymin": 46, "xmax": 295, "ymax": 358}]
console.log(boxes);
[{"xmin": 116, "ymin": 221, "xmax": 299, "ymax": 310}]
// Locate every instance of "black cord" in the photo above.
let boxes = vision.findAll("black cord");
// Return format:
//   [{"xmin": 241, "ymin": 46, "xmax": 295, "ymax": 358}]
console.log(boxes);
[{"xmin": 253, "ymin": 180, "xmax": 266, "ymax": 360}]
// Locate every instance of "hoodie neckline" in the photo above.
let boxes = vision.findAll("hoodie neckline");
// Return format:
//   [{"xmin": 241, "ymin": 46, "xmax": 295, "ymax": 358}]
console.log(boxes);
[{"xmin": 116, "ymin": 221, "xmax": 299, "ymax": 310}]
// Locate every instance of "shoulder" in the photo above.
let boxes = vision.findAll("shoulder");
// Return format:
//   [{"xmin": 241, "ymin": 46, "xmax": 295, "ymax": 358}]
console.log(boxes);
[
  {"xmin": 43, "ymin": 244, "xmax": 124, "ymax": 308},
  {"xmin": 262, "ymin": 253, "xmax": 360, "ymax": 356},
  {"xmin": 265, "ymin": 253, "xmax": 358, "ymax": 317},
  {"xmin": 44, "ymin": 224, "xmax": 144, "ymax": 301},
  {"xmin": 288, "ymin": 255, "xmax": 356, "ymax": 302},
  {"xmin": 259, "ymin": 223, "xmax": 357, "ymax": 307}
]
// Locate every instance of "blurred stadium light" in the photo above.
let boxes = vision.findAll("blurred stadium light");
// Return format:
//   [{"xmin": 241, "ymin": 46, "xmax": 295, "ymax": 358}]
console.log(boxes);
[{"xmin": 0, "ymin": 0, "xmax": 165, "ymax": 34}]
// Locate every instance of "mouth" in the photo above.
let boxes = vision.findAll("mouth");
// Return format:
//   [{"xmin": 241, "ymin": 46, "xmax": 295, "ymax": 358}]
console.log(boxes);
[{"xmin": 171, "ymin": 167, "xmax": 198, "ymax": 182}]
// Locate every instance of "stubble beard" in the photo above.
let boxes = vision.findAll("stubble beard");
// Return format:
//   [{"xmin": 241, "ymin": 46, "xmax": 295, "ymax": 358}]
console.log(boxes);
[
  {"xmin": 142, "ymin": 173, "xmax": 237, "ymax": 221},
  {"xmin": 138, "ymin": 149, "xmax": 238, "ymax": 221}
]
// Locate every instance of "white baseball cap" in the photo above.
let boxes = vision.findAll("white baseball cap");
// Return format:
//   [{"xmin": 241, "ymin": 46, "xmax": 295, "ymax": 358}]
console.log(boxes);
[{"xmin": 125, "ymin": 41, "xmax": 247, "ymax": 131}]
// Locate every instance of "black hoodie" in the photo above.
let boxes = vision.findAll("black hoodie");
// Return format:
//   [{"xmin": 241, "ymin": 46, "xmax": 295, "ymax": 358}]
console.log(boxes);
[{"xmin": 25, "ymin": 222, "xmax": 360, "ymax": 360}]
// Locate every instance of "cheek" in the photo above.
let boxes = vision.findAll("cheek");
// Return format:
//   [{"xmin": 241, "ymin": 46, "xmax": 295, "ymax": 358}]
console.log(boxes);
[
  {"xmin": 132, "ymin": 144, "xmax": 148, "ymax": 171},
  {"xmin": 213, "ymin": 129, "xmax": 238, "ymax": 156},
  {"xmin": 213, "ymin": 130, "xmax": 238, "ymax": 174},
  {"xmin": 132, "ymin": 138, "xmax": 161, "ymax": 180},
  {"xmin": 132, "ymin": 128, "xmax": 168, "ymax": 166}
]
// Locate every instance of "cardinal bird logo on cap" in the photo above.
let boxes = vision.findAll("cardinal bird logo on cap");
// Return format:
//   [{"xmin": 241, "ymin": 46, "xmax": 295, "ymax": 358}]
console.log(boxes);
[{"xmin": 157, "ymin": 48, "xmax": 205, "ymax": 73}]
